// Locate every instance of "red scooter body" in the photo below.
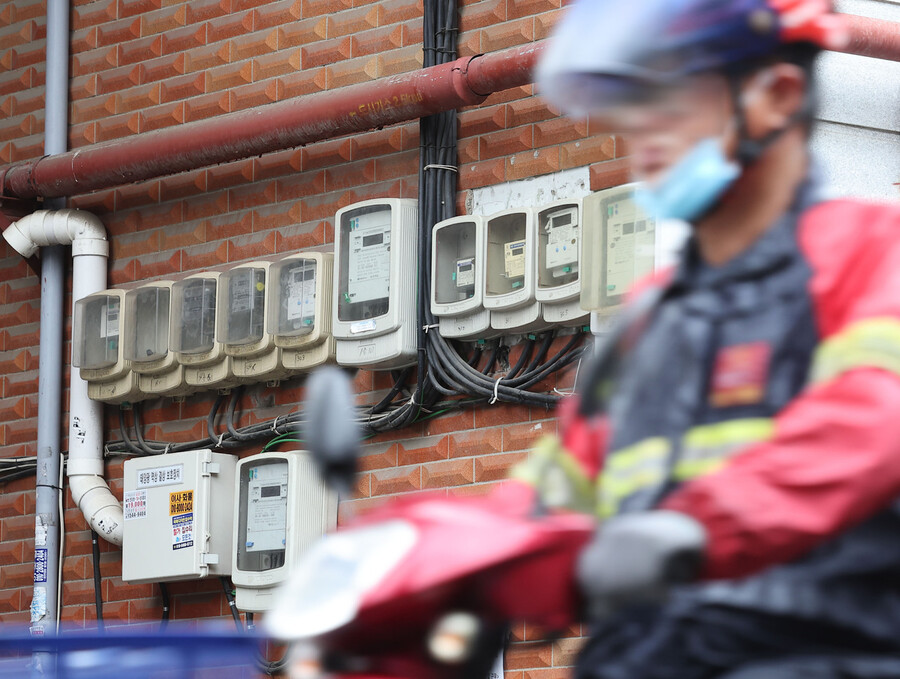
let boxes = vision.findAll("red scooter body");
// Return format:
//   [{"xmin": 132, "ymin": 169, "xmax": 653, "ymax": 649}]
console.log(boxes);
[{"xmin": 278, "ymin": 480, "xmax": 593, "ymax": 679}]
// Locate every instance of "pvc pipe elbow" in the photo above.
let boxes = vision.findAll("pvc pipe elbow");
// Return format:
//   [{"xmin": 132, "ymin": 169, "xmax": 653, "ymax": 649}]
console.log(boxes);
[
  {"xmin": 1, "ymin": 209, "xmax": 108, "ymax": 258},
  {"xmin": 68, "ymin": 474, "xmax": 124, "ymax": 546}
]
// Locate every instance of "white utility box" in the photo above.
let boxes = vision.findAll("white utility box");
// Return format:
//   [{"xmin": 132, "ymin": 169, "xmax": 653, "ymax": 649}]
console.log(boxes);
[
  {"xmin": 581, "ymin": 184, "xmax": 659, "ymax": 335},
  {"xmin": 431, "ymin": 215, "xmax": 492, "ymax": 340},
  {"xmin": 269, "ymin": 252, "xmax": 336, "ymax": 373},
  {"xmin": 124, "ymin": 281, "xmax": 189, "ymax": 398},
  {"xmin": 73, "ymin": 289, "xmax": 143, "ymax": 404},
  {"xmin": 535, "ymin": 199, "xmax": 590, "ymax": 327},
  {"xmin": 232, "ymin": 451, "xmax": 337, "ymax": 612},
  {"xmin": 122, "ymin": 449, "xmax": 237, "ymax": 584},
  {"xmin": 483, "ymin": 208, "xmax": 546, "ymax": 333},
  {"xmin": 333, "ymin": 198, "xmax": 418, "ymax": 369},
  {"xmin": 218, "ymin": 262, "xmax": 288, "ymax": 383},
  {"xmin": 171, "ymin": 272, "xmax": 236, "ymax": 391}
]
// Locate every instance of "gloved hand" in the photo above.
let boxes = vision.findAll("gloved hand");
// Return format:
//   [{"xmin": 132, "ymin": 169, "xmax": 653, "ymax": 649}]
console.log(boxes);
[{"xmin": 576, "ymin": 510, "xmax": 707, "ymax": 620}]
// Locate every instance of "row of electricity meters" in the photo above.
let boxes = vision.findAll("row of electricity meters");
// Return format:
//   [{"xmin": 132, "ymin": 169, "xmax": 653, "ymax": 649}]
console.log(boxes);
[
  {"xmin": 74, "ymin": 185, "xmax": 657, "ymax": 401},
  {"xmin": 120, "ymin": 449, "xmax": 336, "ymax": 613}
]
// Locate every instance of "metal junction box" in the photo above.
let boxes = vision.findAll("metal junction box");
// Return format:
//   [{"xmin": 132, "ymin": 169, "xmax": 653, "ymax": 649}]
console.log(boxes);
[{"xmin": 122, "ymin": 449, "xmax": 237, "ymax": 584}]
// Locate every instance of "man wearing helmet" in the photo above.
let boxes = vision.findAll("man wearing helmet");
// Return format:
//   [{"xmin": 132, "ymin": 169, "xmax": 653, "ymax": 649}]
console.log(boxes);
[{"xmin": 533, "ymin": 1, "xmax": 900, "ymax": 677}]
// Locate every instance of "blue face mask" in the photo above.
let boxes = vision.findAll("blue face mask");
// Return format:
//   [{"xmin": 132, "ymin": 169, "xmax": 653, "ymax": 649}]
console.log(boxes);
[{"xmin": 634, "ymin": 137, "xmax": 741, "ymax": 223}]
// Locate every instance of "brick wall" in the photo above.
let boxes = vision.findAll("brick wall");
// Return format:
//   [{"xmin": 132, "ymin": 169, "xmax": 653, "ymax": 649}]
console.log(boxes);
[{"xmin": 0, "ymin": 0, "xmax": 630, "ymax": 675}]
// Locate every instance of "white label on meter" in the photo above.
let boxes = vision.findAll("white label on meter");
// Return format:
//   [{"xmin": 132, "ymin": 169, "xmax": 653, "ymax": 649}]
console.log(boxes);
[
  {"xmin": 246, "ymin": 462, "xmax": 289, "ymax": 553},
  {"xmin": 504, "ymin": 241, "xmax": 526, "ymax": 278},
  {"xmin": 100, "ymin": 302, "xmax": 120, "ymax": 339},
  {"xmin": 606, "ymin": 199, "xmax": 655, "ymax": 295},
  {"xmin": 287, "ymin": 266, "xmax": 317, "ymax": 322},
  {"xmin": 137, "ymin": 464, "xmax": 184, "ymax": 489},
  {"xmin": 455, "ymin": 257, "xmax": 476, "ymax": 288},
  {"xmin": 347, "ymin": 210, "xmax": 392, "ymax": 304},
  {"xmin": 231, "ymin": 271, "xmax": 254, "ymax": 313}
]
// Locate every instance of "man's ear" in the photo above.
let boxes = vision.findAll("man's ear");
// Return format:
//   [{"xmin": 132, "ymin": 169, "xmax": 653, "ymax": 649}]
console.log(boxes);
[{"xmin": 740, "ymin": 63, "xmax": 807, "ymax": 137}]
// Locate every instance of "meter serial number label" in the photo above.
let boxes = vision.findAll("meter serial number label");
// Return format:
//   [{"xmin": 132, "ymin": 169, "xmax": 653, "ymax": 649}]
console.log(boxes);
[
  {"xmin": 169, "ymin": 490, "xmax": 194, "ymax": 516},
  {"xmin": 137, "ymin": 463, "xmax": 184, "ymax": 489}
]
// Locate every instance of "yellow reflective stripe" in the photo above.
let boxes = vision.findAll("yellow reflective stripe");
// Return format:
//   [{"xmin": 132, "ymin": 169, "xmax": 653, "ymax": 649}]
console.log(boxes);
[
  {"xmin": 810, "ymin": 318, "xmax": 900, "ymax": 385},
  {"xmin": 509, "ymin": 435, "xmax": 596, "ymax": 514},
  {"xmin": 597, "ymin": 437, "xmax": 669, "ymax": 518},
  {"xmin": 675, "ymin": 418, "xmax": 774, "ymax": 481}
]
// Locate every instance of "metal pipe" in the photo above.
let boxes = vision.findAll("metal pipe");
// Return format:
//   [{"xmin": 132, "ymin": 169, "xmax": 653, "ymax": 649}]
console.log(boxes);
[
  {"xmin": 0, "ymin": 15, "xmax": 897, "ymax": 203},
  {"xmin": 30, "ymin": 0, "xmax": 70, "ymax": 641}
]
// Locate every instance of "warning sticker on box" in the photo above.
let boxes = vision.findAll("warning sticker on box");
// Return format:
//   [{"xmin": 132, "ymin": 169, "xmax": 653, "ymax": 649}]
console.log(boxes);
[
  {"xmin": 169, "ymin": 490, "xmax": 194, "ymax": 516},
  {"xmin": 123, "ymin": 490, "xmax": 147, "ymax": 521},
  {"xmin": 137, "ymin": 463, "xmax": 183, "ymax": 489},
  {"xmin": 172, "ymin": 513, "xmax": 194, "ymax": 551}
]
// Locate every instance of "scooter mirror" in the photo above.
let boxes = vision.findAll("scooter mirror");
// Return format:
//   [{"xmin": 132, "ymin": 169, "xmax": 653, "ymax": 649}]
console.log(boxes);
[{"xmin": 302, "ymin": 366, "xmax": 360, "ymax": 495}]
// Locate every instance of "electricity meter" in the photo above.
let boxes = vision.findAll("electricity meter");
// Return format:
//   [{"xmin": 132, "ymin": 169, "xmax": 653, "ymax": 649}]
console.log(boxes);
[
  {"xmin": 332, "ymin": 198, "xmax": 418, "ymax": 369},
  {"xmin": 483, "ymin": 208, "xmax": 545, "ymax": 333},
  {"xmin": 431, "ymin": 215, "xmax": 492, "ymax": 340},
  {"xmin": 122, "ymin": 449, "xmax": 237, "ymax": 584},
  {"xmin": 535, "ymin": 199, "xmax": 590, "ymax": 327},
  {"xmin": 218, "ymin": 262, "xmax": 288, "ymax": 383},
  {"xmin": 268, "ymin": 252, "xmax": 336, "ymax": 373},
  {"xmin": 232, "ymin": 451, "xmax": 337, "ymax": 612},
  {"xmin": 124, "ymin": 281, "xmax": 189, "ymax": 398},
  {"xmin": 73, "ymin": 289, "xmax": 142, "ymax": 404},
  {"xmin": 171, "ymin": 272, "xmax": 236, "ymax": 391}
]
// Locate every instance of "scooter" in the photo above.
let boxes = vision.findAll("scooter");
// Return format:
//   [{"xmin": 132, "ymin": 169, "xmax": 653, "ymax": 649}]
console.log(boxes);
[{"xmin": 263, "ymin": 368, "xmax": 596, "ymax": 679}]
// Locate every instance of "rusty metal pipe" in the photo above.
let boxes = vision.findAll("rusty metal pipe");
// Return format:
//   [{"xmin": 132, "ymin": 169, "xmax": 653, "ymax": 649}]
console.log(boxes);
[{"xmin": 0, "ymin": 13, "xmax": 897, "ymax": 202}]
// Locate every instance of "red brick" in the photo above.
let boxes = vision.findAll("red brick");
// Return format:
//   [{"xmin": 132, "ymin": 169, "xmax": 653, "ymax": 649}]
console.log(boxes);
[
  {"xmin": 301, "ymin": 0, "xmax": 352, "ymax": 18},
  {"xmin": 181, "ymin": 241, "xmax": 229, "ymax": 272},
  {"xmin": 371, "ymin": 465, "xmax": 421, "ymax": 496},
  {"xmin": 560, "ymin": 135, "xmax": 616, "ymax": 170},
  {"xmin": 448, "ymin": 427, "xmax": 502, "ymax": 459},
  {"xmin": 253, "ymin": 0, "xmax": 302, "ymax": 31},
  {"xmin": 72, "ymin": 0, "xmax": 118, "ymax": 31},
  {"xmin": 589, "ymin": 158, "xmax": 632, "ymax": 192},
  {"xmin": 253, "ymin": 50, "xmax": 301, "ymax": 81},
  {"xmin": 480, "ymin": 126, "xmax": 534, "ymax": 161},
  {"xmin": 273, "ymin": 220, "xmax": 330, "ymax": 252},
  {"xmin": 326, "ymin": 55, "xmax": 379, "ymax": 89},
  {"xmin": 351, "ymin": 24, "xmax": 404, "ymax": 57},
  {"xmin": 159, "ymin": 73, "xmax": 206, "ymax": 103},
  {"xmin": 161, "ymin": 23, "xmax": 208, "ymax": 54},
  {"xmin": 2, "ymin": 562, "xmax": 33, "ymax": 589},
  {"xmin": 278, "ymin": 17, "xmax": 327, "ymax": 48},
  {"xmin": 358, "ymin": 442, "xmax": 398, "ymax": 472},
  {"xmin": 506, "ymin": 147, "xmax": 560, "ymax": 181},
  {"xmin": 458, "ymin": 158, "xmax": 505, "ymax": 190},
  {"xmin": 475, "ymin": 451, "xmax": 527, "ymax": 482},
  {"xmin": 140, "ymin": 5, "xmax": 188, "ymax": 37},
  {"xmin": 227, "ymin": 230, "xmax": 277, "ymax": 263},
  {"xmin": 281, "ymin": 67, "xmax": 327, "ymax": 99},
  {"xmin": 116, "ymin": 82, "xmax": 162, "ymax": 113},
  {"xmin": 506, "ymin": 641, "xmax": 553, "ymax": 670},
  {"xmin": 480, "ymin": 17, "xmax": 535, "ymax": 53},
  {"xmin": 534, "ymin": 8, "xmax": 566, "ymax": 40},
  {"xmin": 206, "ymin": 159, "xmax": 254, "ymax": 193},
  {"xmin": 552, "ymin": 637, "xmax": 585, "ymax": 666},
  {"xmin": 327, "ymin": 5, "xmax": 381, "ymax": 38},
  {"xmin": 229, "ymin": 180, "xmax": 277, "ymax": 211},
  {"xmin": 302, "ymin": 36, "xmax": 352, "ymax": 69},
  {"xmin": 172, "ymin": 591, "xmax": 223, "ymax": 619},
  {"xmin": 134, "ymin": 250, "xmax": 181, "ymax": 279},
  {"xmin": 206, "ymin": 10, "xmax": 254, "ymax": 44},
  {"xmin": 460, "ymin": 0, "xmax": 506, "ymax": 32},
  {"xmin": 422, "ymin": 458, "xmax": 473, "ymax": 489},
  {"xmin": 397, "ymin": 434, "xmax": 449, "ymax": 466},
  {"xmin": 0, "ymin": 588, "xmax": 22, "ymax": 613}
]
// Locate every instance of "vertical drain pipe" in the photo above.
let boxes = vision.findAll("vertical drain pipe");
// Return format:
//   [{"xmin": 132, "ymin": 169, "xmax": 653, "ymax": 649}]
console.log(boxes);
[{"xmin": 30, "ymin": 0, "xmax": 70, "ymax": 638}]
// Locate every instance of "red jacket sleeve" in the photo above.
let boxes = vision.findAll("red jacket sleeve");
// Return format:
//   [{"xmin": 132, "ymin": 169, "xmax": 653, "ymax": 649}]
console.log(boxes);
[{"xmin": 662, "ymin": 199, "xmax": 900, "ymax": 580}]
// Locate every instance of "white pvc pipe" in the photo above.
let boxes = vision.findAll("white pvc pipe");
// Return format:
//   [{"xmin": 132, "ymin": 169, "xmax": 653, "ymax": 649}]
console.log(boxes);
[{"xmin": 2, "ymin": 210, "xmax": 123, "ymax": 545}]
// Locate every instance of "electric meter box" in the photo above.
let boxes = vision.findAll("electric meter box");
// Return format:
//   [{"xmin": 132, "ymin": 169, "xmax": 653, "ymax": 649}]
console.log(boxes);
[
  {"xmin": 218, "ymin": 262, "xmax": 289, "ymax": 383},
  {"xmin": 580, "ymin": 184, "xmax": 663, "ymax": 335},
  {"xmin": 122, "ymin": 449, "xmax": 237, "ymax": 584},
  {"xmin": 431, "ymin": 215, "xmax": 492, "ymax": 340},
  {"xmin": 73, "ymin": 289, "xmax": 143, "ymax": 404},
  {"xmin": 268, "ymin": 252, "xmax": 336, "ymax": 373},
  {"xmin": 536, "ymin": 199, "xmax": 590, "ymax": 327},
  {"xmin": 171, "ymin": 272, "xmax": 236, "ymax": 391},
  {"xmin": 232, "ymin": 451, "xmax": 338, "ymax": 612},
  {"xmin": 123, "ymin": 281, "xmax": 189, "ymax": 398},
  {"xmin": 483, "ymin": 208, "xmax": 546, "ymax": 333},
  {"xmin": 332, "ymin": 198, "xmax": 419, "ymax": 370}
]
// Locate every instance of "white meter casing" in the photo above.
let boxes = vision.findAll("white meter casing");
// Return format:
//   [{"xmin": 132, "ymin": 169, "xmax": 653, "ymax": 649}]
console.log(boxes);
[
  {"xmin": 333, "ymin": 198, "xmax": 418, "ymax": 369},
  {"xmin": 122, "ymin": 449, "xmax": 237, "ymax": 584},
  {"xmin": 124, "ymin": 280, "xmax": 189, "ymax": 398},
  {"xmin": 581, "ymin": 184, "xmax": 659, "ymax": 335},
  {"xmin": 232, "ymin": 451, "xmax": 338, "ymax": 612},
  {"xmin": 431, "ymin": 215, "xmax": 492, "ymax": 340},
  {"xmin": 73, "ymin": 289, "xmax": 143, "ymax": 404},
  {"xmin": 483, "ymin": 208, "xmax": 546, "ymax": 333},
  {"xmin": 535, "ymin": 199, "xmax": 590, "ymax": 327},
  {"xmin": 218, "ymin": 261, "xmax": 288, "ymax": 383},
  {"xmin": 171, "ymin": 272, "xmax": 236, "ymax": 391},
  {"xmin": 268, "ymin": 252, "xmax": 336, "ymax": 373}
]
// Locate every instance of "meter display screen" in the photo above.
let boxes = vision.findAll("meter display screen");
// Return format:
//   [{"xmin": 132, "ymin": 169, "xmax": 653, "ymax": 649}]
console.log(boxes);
[
  {"xmin": 434, "ymin": 220, "xmax": 477, "ymax": 305},
  {"xmin": 338, "ymin": 206, "xmax": 392, "ymax": 322},
  {"xmin": 74, "ymin": 295, "xmax": 120, "ymax": 370},
  {"xmin": 126, "ymin": 287, "xmax": 171, "ymax": 363},
  {"xmin": 221, "ymin": 267, "xmax": 266, "ymax": 345},
  {"xmin": 173, "ymin": 278, "xmax": 217, "ymax": 354},
  {"xmin": 237, "ymin": 459, "xmax": 288, "ymax": 572},
  {"xmin": 274, "ymin": 259, "xmax": 317, "ymax": 336},
  {"xmin": 604, "ymin": 198, "xmax": 656, "ymax": 304}
]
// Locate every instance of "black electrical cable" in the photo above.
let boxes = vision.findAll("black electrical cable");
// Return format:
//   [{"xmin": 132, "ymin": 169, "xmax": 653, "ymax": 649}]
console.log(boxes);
[
  {"xmin": 133, "ymin": 404, "xmax": 166, "ymax": 454},
  {"xmin": 91, "ymin": 530, "xmax": 104, "ymax": 631},
  {"xmin": 118, "ymin": 408, "xmax": 147, "ymax": 456},
  {"xmin": 159, "ymin": 582, "xmax": 170, "ymax": 629},
  {"xmin": 220, "ymin": 577, "xmax": 243, "ymax": 631}
]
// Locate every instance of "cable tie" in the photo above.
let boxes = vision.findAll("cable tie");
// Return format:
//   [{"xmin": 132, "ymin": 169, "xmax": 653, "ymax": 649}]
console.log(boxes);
[
  {"xmin": 423, "ymin": 164, "xmax": 459, "ymax": 173},
  {"xmin": 163, "ymin": 443, "xmax": 172, "ymax": 455},
  {"xmin": 271, "ymin": 416, "xmax": 281, "ymax": 433},
  {"xmin": 216, "ymin": 434, "xmax": 225, "ymax": 449},
  {"xmin": 489, "ymin": 376, "xmax": 503, "ymax": 405},
  {"xmin": 423, "ymin": 323, "xmax": 439, "ymax": 333}
]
